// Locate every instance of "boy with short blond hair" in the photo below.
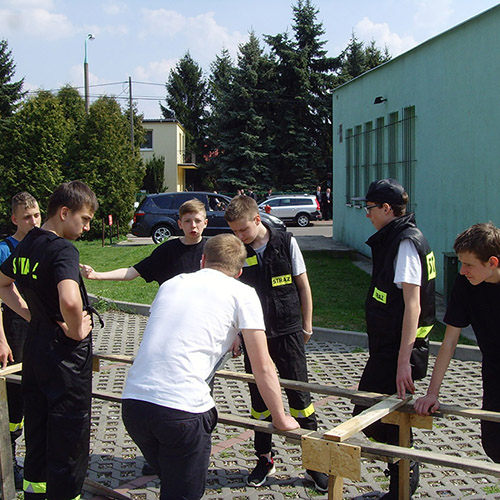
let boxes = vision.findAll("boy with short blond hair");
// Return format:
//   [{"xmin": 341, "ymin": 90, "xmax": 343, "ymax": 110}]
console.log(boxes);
[
  {"xmin": 0, "ymin": 191, "xmax": 41, "ymax": 489},
  {"xmin": 80, "ymin": 198, "xmax": 208, "ymax": 285},
  {"xmin": 0, "ymin": 180, "xmax": 98, "ymax": 500},
  {"xmin": 415, "ymin": 222, "xmax": 500, "ymax": 463},
  {"xmin": 122, "ymin": 233, "xmax": 298, "ymax": 500},
  {"xmin": 224, "ymin": 195, "xmax": 327, "ymax": 491}
]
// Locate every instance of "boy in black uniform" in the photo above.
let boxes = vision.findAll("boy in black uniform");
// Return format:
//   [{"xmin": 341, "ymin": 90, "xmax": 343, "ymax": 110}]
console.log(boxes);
[
  {"xmin": 352, "ymin": 179, "xmax": 436, "ymax": 499},
  {"xmin": 0, "ymin": 191, "xmax": 41, "ymax": 488},
  {"xmin": 225, "ymin": 195, "xmax": 328, "ymax": 492},
  {"xmin": 0, "ymin": 180, "xmax": 98, "ymax": 500},
  {"xmin": 415, "ymin": 222, "xmax": 500, "ymax": 463},
  {"xmin": 80, "ymin": 198, "xmax": 208, "ymax": 286}
]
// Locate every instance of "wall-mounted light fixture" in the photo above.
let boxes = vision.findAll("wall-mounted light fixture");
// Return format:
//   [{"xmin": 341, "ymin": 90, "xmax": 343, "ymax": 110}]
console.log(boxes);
[{"xmin": 374, "ymin": 96, "xmax": 387, "ymax": 104}]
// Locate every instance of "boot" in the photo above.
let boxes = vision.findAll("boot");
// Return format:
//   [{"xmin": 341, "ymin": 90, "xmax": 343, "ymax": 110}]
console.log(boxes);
[{"xmin": 380, "ymin": 461, "xmax": 419, "ymax": 499}]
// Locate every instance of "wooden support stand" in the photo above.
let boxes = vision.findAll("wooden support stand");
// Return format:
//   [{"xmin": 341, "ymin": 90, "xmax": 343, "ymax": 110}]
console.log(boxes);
[{"xmin": 0, "ymin": 376, "xmax": 16, "ymax": 500}]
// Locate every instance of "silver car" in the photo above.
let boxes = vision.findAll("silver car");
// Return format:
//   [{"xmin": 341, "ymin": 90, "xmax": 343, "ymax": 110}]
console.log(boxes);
[{"xmin": 258, "ymin": 194, "xmax": 321, "ymax": 227}]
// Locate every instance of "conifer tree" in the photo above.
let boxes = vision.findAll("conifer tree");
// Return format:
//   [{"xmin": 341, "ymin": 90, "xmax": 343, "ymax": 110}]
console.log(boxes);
[{"xmin": 0, "ymin": 39, "xmax": 25, "ymax": 118}]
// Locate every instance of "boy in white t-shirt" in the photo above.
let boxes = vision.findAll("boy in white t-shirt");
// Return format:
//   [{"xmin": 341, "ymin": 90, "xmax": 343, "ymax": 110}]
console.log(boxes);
[
  {"xmin": 351, "ymin": 178, "xmax": 436, "ymax": 499},
  {"xmin": 121, "ymin": 233, "xmax": 298, "ymax": 500}
]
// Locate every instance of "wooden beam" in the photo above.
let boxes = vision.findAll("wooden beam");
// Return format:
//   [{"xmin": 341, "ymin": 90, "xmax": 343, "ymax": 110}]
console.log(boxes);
[
  {"xmin": 398, "ymin": 413, "xmax": 411, "ymax": 500},
  {"xmin": 382, "ymin": 411, "xmax": 433, "ymax": 429},
  {"xmin": 302, "ymin": 434, "xmax": 360, "ymax": 480},
  {"xmin": 0, "ymin": 377, "xmax": 15, "ymax": 500},
  {"xmin": 93, "ymin": 353, "xmax": 134, "ymax": 364},
  {"xmin": 328, "ymin": 475, "xmax": 343, "ymax": 500},
  {"xmin": 323, "ymin": 395, "xmax": 411, "ymax": 442},
  {"xmin": 0, "ymin": 363, "xmax": 22, "ymax": 377},
  {"xmin": 84, "ymin": 477, "xmax": 133, "ymax": 500}
]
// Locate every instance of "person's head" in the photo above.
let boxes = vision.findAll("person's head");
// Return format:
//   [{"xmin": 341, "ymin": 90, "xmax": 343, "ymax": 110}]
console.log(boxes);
[
  {"xmin": 177, "ymin": 198, "xmax": 208, "ymax": 243},
  {"xmin": 454, "ymin": 223, "xmax": 500, "ymax": 285},
  {"xmin": 202, "ymin": 233, "xmax": 246, "ymax": 277},
  {"xmin": 317, "ymin": 185, "xmax": 321, "ymax": 192},
  {"xmin": 11, "ymin": 192, "xmax": 41, "ymax": 238},
  {"xmin": 354, "ymin": 178, "xmax": 408, "ymax": 230},
  {"xmin": 224, "ymin": 195, "xmax": 262, "ymax": 245},
  {"xmin": 47, "ymin": 180, "xmax": 98, "ymax": 240}
]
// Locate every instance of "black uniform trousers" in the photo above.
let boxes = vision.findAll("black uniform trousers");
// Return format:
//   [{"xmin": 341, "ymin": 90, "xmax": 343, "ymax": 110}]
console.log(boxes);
[
  {"xmin": 22, "ymin": 323, "xmax": 92, "ymax": 500},
  {"xmin": 2, "ymin": 305, "xmax": 29, "ymax": 443},
  {"xmin": 244, "ymin": 330, "xmax": 317, "ymax": 455},
  {"xmin": 481, "ymin": 362, "xmax": 500, "ymax": 463}
]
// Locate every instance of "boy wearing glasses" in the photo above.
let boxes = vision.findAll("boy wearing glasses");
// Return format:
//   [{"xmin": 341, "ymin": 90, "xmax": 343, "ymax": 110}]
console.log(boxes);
[{"xmin": 352, "ymin": 178, "xmax": 436, "ymax": 499}]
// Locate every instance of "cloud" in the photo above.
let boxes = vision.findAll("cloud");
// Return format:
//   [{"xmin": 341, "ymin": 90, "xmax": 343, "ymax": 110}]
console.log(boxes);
[
  {"xmin": 0, "ymin": 5, "xmax": 74, "ymax": 39},
  {"xmin": 139, "ymin": 9, "xmax": 246, "ymax": 66},
  {"xmin": 354, "ymin": 17, "xmax": 418, "ymax": 57},
  {"xmin": 134, "ymin": 59, "xmax": 177, "ymax": 82},
  {"xmin": 102, "ymin": 2, "xmax": 128, "ymax": 16}
]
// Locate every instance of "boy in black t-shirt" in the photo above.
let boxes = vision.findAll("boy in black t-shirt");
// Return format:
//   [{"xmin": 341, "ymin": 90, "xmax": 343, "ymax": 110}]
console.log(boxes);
[
  {"xmin": 80, "ymin": 198, "xmax": 208, "ymax": 285},
  {"xmin": 415, "ymin": 222, "xmax": 500, "ymax": 463},
  {"xmin": 0, "ymin": 180, "xmax": 98, "ymax": 500}
]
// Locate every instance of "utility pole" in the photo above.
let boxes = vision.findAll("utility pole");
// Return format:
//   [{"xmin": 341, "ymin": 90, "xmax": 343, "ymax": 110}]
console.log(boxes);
[
  {"xmin": 129, "ymin": 76, "xmax": 134, "ymax": 150},
  {"xmin": 84, "ymin": 34, "xmax": 95, "ymax": 113}
]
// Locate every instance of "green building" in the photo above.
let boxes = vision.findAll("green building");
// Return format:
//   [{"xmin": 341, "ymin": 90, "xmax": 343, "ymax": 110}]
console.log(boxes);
[{"xmin": 332, "ymin": 4, "xmax": 500, "ymax": 295}]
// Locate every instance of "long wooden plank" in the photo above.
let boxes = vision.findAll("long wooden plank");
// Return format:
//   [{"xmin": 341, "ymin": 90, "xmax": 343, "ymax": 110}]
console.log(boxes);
[
  {"xmin": 0, "ymin": 363, "xmax": 22, "ymax": 377},
  {"xmin": 84, "ymin": 478, "xmax": 133, "ymax": 500},
  {"xmin": 323, "ymin": 395, "xmax": 412, "ymax": 442},
  {"xmin": 350, "ymin": 437, "xmax": 500, "ymax": 477}
]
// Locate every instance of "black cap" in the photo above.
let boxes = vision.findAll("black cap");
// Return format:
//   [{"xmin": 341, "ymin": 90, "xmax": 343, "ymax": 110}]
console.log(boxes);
[{"xmin": 352, "ymin": 178, "xmax": 406, "ymax": 205}]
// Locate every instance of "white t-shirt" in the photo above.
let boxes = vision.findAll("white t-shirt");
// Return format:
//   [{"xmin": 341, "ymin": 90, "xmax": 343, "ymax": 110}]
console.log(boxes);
[
  {"xmin": 253, "ymin": 236, "xmax": 306, "ymax": 276},
  {"xmin": 394, "ymin": 239, "xmax": 422, "ymax": 289},
  {"xmin": 122, "ymin": 268, "xmax": 265, "ymax": 413}
]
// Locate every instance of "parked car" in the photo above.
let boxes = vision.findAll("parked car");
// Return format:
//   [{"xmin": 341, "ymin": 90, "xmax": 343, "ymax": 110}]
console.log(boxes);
[
  {"xmin": 258, "ymin": 194, "xmax": 321, "ymax": 227},
  {"xmin": 132, "ymin": 191, "xmax": 286, "ymax": 243}
]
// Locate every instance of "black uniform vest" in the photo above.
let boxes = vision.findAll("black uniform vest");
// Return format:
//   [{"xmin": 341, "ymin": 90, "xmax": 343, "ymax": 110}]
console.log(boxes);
[
  {"xmin": 239, "ymin": 226, "xmax": 302, "ymax": 338},
  {"xmin": 365, "ymin": 213, "xmax": 436, "ymax": 354}
]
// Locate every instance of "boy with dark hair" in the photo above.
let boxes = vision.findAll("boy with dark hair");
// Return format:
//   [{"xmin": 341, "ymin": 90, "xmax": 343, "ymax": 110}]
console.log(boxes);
[
  {"xmin": 415, "ymin": 222, "xmax": 500, "ymax": 463},
  {"xmin": 352, "ymin": 178, "xmax": 436, "ymax": 499},
  {"xmin": 80, "ymin": 198, "xmax": 208, "ymax": 286},
  {"xmin": 224, "ymin": 195, "xmax": 328, "ymax": 491},
  {"xmin": 122, "ymin": 233, "xmax": 298, "ymax": 500},
  {"xmin": 0, "ymin": 180, "xmax": 98, "ymax": 500},
  {"xmin": 0, "ymin": 191, "xmax": 41, "ymax": 488}
]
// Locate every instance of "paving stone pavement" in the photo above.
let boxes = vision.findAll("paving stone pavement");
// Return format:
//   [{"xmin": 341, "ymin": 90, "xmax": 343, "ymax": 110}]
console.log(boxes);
[{"xmin": 35, "ymin": 310, "xmax": 499, "ymax": 499}]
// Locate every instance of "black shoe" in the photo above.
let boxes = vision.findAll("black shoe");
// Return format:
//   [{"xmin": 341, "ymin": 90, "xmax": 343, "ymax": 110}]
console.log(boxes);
[
  {"xmin": 141, "ymin": 461, "xmax": 157, "ymax": 476},
  {"xmin": 247, "ymin": 455, "xmax": 276, "ymax": 487},
  {"xmin": 305, "ymin": 469, "xmax": 329, "ymax": 492},
  {"xmin": 13, "ymin": 460, "xmax": 23, "ymax": 490},
  {"xmin": 380, "ymin": 461, "xmax": 419, "ymax": 499}
]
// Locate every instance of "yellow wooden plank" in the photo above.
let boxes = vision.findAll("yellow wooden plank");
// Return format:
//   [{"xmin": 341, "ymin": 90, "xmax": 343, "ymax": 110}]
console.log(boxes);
[
  {"xmin": 324, "ymin": 394, "xmax": 412, "ymax": 442},
  {"xmin": 382, "ymin": 411, "xmax": 433, "ymax": 429},
  {"xmin": 328, "ymin": 475, "xmax": 343, "ymax": 500},
  {"xmin": 0, "ymin": 363, "xmax": 22, "ymax": 377},
  {"xmin": 302, "ymin": 434, "xmax": 361, "ymax": 481}
]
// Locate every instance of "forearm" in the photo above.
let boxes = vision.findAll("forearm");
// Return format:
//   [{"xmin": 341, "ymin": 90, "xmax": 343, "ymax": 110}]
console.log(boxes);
[
  {"xmin": 253, "ymin": 361, "xmax": 288, "ymax": 423},
  {"xmin": 295, "ymin": 272, "xmax": 313, "ymax": 332},
  {"xmin": 398, "ymin": 284, "xmax": 421, "ymax": 365},
  {"xmin": 426, "ymin": 326, "xmax": 460, "ymax": 396},
  {"xmin": 58, "ymin": 280, "xmax": 90, "ymax": 341},
  {"xmin": 92, "ymin": 267, "xmax": 139, "ymax": 281},
  {"xmin": 0, "ymin": 285, "xmax": 30, "ymax": 322}
]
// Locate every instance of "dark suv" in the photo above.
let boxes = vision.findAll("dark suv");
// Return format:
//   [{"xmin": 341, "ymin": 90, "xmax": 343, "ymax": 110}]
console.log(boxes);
[{"xmin": 132, "ymin": 191, "xmax": 286, "ymax": 243}]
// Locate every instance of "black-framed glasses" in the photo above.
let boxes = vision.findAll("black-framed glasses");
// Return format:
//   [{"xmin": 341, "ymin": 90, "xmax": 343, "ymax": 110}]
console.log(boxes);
[{"xmin": 364, "ymin": 204, "xmax": 382, "ymax": 214}]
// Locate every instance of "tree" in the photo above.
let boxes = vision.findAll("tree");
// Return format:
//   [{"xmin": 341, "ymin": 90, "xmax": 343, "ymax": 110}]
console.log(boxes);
[
  {"xmin": 212, "ymin": 32, "xmax": 276, "ymax": 191},
  {"xmin": 0, "ymin": 39, "xmax": 25, "ymax": 118},
  {"xmin": 73, "ymin": 96, "xmax": 144, "ymax": 236},
  {"xmin": 142, "ymin": 155, "xmax": 165, "ymax": 193},
  {"xmin": 0, "ymin": 91, "xmax": 68, "ymax": 225},
  {"xmin": 161, "ymin": 52, "xmax": 208, "ymax": 164},
  {"xmin": 265, "ymin": 0, "xmax": 340, "ymax": 189}
]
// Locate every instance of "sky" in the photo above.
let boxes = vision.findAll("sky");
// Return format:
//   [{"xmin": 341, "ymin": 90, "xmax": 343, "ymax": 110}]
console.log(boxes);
[{"xmin": 1, "ymin": 0, "xmax": 499, "ymax": 118}]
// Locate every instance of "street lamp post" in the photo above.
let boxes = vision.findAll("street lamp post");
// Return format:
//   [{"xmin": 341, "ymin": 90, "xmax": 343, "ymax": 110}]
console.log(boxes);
[{"xmin": 84, "ymin": 33, "xmax": 95, "ymax": 113}]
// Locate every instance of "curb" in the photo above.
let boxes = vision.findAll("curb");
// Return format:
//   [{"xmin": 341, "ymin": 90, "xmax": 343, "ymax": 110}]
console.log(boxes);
[{"xmin": 89, "ymin": 294, "xmax": 481, "ymax": 363}]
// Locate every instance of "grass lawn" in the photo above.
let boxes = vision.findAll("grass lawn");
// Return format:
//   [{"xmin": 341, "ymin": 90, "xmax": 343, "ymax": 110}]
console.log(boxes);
[{"xmin": 75, "ymin": 240, "xmax": 474, "ymax": 345}]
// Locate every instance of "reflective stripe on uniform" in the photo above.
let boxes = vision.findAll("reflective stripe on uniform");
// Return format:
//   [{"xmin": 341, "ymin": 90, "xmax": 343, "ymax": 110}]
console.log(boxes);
[
  {"xmin": 9, "ymin": 418, "xmax": 24, "ymax": 432},
  {"xmin": 24, "ymin": 479, "xmax": 46, "ymax": 494},
  {"xmin": 372, "ymin": 287, "xmax": 387, "ymax": 304},
  {"xmin": 68, "ymin": 495, "xmax": 81, "ymax": 500},
  {"xmin": 251, "ymin": 407, "xmax": 271, "ymax": 420},
  {"xmin": 290, "ymin": 403, "xmax": 315, "ymax": 419},
  {"xmin": 416, "ymin": 325, "xmax": 434, "ymax": 338},
  {"xmin": 246, "ymin": 255, "xmax": 258, "ymax": 267}
]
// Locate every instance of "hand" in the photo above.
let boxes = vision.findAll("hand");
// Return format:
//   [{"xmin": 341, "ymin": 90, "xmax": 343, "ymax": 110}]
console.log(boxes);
[
  {"xmin": 0, "ymin": 340, "xmax": 13, "ymax": 369},
  {"xmin": 56, "ymin": 311, "xmax": 93, "ymax": 341},
  {"xmin": 79, "ymin": 263, "xmax": 97, "ymax": 279},
  {"xmin": 414, "ymin": 394, "xmax": 440, "ymax": 416},
  {"xmin": 272, "ymin": 415, "xmax": 300, "ymax": 431},
  {"xmin": 396, "ymin": 361, "xmax": 415, "ymax": 399},
  {"xmin": 230, "ymin": 335, "xmax": 243, "ymax": 357}
]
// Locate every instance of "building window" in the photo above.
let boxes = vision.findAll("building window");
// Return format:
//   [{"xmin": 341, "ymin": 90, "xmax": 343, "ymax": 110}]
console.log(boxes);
[
  {"xmin": 141, "ymin": 130, "xmax": 153, "ymax": 150},
  {"xmin": 345, "ymin": 106, "xmax": 416, "ymax": 207}
]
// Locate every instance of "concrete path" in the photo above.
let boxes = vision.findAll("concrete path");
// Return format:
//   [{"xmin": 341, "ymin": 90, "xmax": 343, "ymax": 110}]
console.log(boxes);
[{"xmin": 57, "ymin": 310, "xmax": 496, "ymax": 500}]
